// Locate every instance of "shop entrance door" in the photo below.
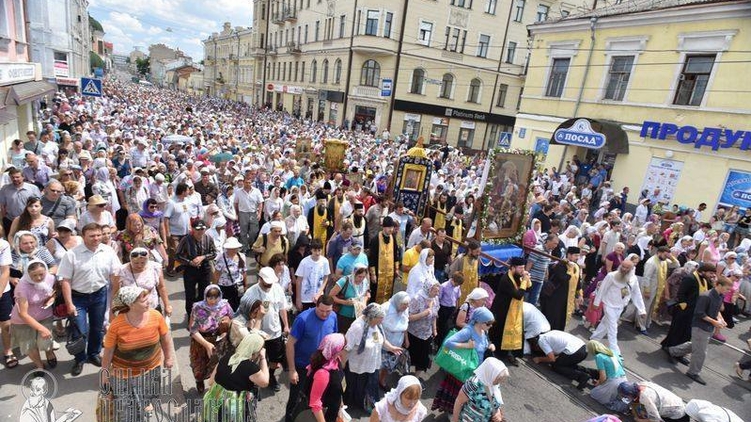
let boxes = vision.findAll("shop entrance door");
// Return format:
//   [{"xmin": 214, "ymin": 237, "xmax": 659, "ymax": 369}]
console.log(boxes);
[
  {"xmin": 354, "ymin": 106, "xmax": 376, "ymax": 131},
  {"xmin": 583, "ymin": 148, "xmax": 617, "ymax": 179}
]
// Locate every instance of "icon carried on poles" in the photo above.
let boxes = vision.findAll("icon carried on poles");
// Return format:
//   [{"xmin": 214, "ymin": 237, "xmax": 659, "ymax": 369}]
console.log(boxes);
[{"xmin": 80, "ymin": 78, "xmax": 102, "ymax": 97}]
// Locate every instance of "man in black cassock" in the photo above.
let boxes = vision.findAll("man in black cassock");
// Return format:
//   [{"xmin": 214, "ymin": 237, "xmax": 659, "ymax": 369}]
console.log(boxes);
[{"xmin": 540, "ymin": 247, "xmax": 582, "ymax": 331}]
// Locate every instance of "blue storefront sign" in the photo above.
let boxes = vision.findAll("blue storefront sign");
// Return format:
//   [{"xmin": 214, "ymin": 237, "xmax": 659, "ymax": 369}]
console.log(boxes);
[
  {"xmin": 719, "ymin": 170, "xmax": 751, "ymax": 210},
  {"xmin": 381, "ymin": 78, "xmax": 392, "ymax": 97},
  {"xmin": 498, "ymin": 132, "xmax": 511, "ymax": 148},
  {"xmin": 553, "ymin": 118, "xmax": 606, "ymax": 149},
  {"xmin": 641, "ymin": 120, "xmax": 751, "ymax": 151}
]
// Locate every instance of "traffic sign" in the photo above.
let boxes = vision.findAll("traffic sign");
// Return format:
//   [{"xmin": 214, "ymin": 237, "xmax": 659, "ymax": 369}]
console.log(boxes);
[
  {"xmin": 498, "ymin": 132, "xmax": 512, "ymax": 148},
  {"xmin": 81, "ymin": 77, "xmax": 102, "ymax": 97}
]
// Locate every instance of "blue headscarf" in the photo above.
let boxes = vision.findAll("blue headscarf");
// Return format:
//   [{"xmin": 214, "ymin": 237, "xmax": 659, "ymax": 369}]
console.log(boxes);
[{"xmin": 469, "ymin": 306, "xmax": 494, "ymax": 326}]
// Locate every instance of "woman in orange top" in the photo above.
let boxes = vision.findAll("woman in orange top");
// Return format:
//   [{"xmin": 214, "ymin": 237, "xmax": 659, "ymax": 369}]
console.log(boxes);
[{"xmin": 102, "ymin": 286, "xmax": 175, "ymax": 420}]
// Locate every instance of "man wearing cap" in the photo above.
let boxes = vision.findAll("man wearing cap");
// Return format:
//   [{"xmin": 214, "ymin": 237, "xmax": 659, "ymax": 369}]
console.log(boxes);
[
  {"xmin": 640, "ymin": 246, "xmax": 679, "ymax": 331},
  {"xmin": 448, "ymin": 239, "xmax": 482, "ymax": 304},
  {"xmin": 308, "ymin": 190, "xmax": 333, "ymax": 255},
  {"xmin": 0, "ymin": 168, "xmax": 41, "ymax": 235},
  {"xmin": 540, "ymin": 246, "xmax": 583, "ymax": 331},
  {"xmin": 234, "ymin": 176, "xmax": 264, "ymax": 254},
  {"xmin": 194, "ymin": 168, "xmax": 219, "ymax": 206},
  {"xmin": 617, "ymin": 381, "xmax": 687, "ymax": 421},
  {"xmin": 368, "ymin": 216, "xmax": 401, "ymax": 303},
  {"xmin": 237, "ymin": 266, "xmax": 290, "ymax": 392},
  {"xmin": 176, "ymin": 220, "xmax": 217, "ymax": 316},
  {"xmin": 489, "ymin": 256, "xmax": 531, "ymax": 365},
  {"xmin": 40, "ymin": 180, "xmax": 77, "ymax": 226},
  {"xmin": 662, "ymin": 262, "xmax": 717, "ymax": 366},
  {"xmin": 591, "ymin": 260, "xmax": 646, "ymax": 354}
]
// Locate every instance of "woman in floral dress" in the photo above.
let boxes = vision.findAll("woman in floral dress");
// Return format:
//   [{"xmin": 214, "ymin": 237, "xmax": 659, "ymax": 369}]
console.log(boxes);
[{"xmin": 189, "ymin": 284, "xmax": 234, "ymax": 393}]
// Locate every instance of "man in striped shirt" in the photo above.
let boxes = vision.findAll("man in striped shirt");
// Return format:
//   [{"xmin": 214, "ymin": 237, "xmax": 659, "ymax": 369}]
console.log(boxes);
[{"xmin": 526, "ymin": 234, "xmax": 558, "ymax": 306}]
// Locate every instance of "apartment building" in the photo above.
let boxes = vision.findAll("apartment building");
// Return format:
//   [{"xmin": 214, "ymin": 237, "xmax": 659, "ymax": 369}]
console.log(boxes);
[
  {"xmin": 202, "ymin": 23, "xmax": 255, "ymax": 102},
  {"xmin": 250, "ymin": 0, "xmax": 571, "ymax": 150}
]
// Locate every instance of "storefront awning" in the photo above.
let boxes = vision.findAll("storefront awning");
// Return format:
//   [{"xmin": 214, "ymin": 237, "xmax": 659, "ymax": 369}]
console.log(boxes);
[
  {"xmin": 5, "ymin": 81, "xmax": 56, "ymax": 106},
  {"xmin": 551, "ymin": 118, "xmax": 629, "ymax": 154}
]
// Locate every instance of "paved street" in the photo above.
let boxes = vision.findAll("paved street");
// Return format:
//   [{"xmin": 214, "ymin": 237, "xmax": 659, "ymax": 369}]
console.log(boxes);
[{"xmin": 2, "ymin": 268, "xmax": 750, "ymax": 421}]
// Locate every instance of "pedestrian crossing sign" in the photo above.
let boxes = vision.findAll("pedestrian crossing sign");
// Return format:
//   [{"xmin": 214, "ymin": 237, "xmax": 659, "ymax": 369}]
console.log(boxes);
[{"xmin": 81, "ymin": 77, "xmax": 102, "ymax": 97}]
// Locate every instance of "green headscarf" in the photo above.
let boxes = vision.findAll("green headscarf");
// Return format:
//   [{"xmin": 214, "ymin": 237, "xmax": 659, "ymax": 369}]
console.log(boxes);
[
  {"xmin": 587, "ymin": 340, "xmax": 614, "ymax": 357},
  {"xmin": 228, "ymin": 332, "xmax": 265, "ymax": 373}
]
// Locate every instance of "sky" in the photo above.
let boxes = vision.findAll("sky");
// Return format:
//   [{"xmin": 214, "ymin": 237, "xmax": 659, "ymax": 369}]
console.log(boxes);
[{"xmin": 88, "ymin": 0, "xmax": 254, "ymax": 60}]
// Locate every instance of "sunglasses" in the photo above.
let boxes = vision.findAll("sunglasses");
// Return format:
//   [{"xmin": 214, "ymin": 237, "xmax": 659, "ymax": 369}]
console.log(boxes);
[{"xmin": 130, "ymin": 251, "xmax": 149, "ymax": 258}]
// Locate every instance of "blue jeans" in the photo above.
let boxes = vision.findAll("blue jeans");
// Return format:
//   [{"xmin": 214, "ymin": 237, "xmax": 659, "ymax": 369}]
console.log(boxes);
[
  {"xmin": 71, "ymin": 286, "xmax": 108, "ymax": 363},
  {"xmin": 434, "ymin": 269, "xmax": 448, "ymax": 283},
  {"xmin": 526, "ymin": 281, "xmax": 543, "ymax": 306}
]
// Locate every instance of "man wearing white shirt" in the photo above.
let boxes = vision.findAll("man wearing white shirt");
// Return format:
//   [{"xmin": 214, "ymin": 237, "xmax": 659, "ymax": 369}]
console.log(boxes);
[
  {"xmin": 693, "ymin": 203, "xmax": 707, "ymax": 223},
  {"xmin": 234, "ymin": 176, "xmax": 264, "ymax": 253},
  {"xmin": 591, "ymin": 260, "xmax": 646, "ymax": 354},
  {"xmin": 531, "ymin": 330, "xmax": 592, "ymax": 389},
  {"xmin": 406, "ymin": 217, "xmax": 435, "ymax": 248},
  {"xmin": 130, "ymin": 139, "xmax": 150, "ymax": 168},
  {"xmin": 693, "ymin": 223, "xmax": 711, "ymax": 244}
]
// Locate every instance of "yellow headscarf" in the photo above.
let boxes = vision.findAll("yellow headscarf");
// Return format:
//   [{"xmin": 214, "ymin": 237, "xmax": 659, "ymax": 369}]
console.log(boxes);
[
  {"xmin": 228, "ymin": 332, "xmax": 265, "ymax": 373},
  {"xmin": 586, "ymin": 340, "xmax": 614, "ymax": 357}
]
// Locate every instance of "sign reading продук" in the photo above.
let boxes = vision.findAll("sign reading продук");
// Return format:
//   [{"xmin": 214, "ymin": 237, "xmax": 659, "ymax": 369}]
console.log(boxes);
[
  {"xmin": 641, "ymin": 120, "xmax": 751, "ymax": 151},
  {"xmin": 553, "ymin": 118, "xmax": 606, "ymax": 149}
]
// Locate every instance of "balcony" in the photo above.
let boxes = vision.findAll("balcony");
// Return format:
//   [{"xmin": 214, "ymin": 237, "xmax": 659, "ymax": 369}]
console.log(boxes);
[
  {"xmin": 266, "ymin": 46, "xmax": 278, "ymax": 55},
  {"xmin": 252, "ymin": 47, "xmax": 266, "ymax": 57},
  {"xmin": 272, "ymin": 13, "xmax": 285, "ymax": 25},
  {"xmin": 351, "ymin": 85, "xmax": 383, "ymax": 100},
  {"xmin": 286, "ymin": 42, "xmax": 301, "ymax": 54},
  {"xmin": 284, "ymin": 8, "xmax": 297, "ymax": 22}
]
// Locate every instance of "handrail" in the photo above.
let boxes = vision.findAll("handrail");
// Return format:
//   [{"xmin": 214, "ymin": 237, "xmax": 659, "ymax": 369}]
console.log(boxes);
[
  {"xmin": 517, "ymin": 243, "xmax": 566, "ymax": 264},
  {"xmin": 428, "ymin": 228, "xmax": 509, "ymax": 268}
]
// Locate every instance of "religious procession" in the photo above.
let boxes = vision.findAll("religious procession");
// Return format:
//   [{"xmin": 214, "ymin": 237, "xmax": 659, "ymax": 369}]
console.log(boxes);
[{"xmin": 2, "ymin": 75, "xmax": 749, "ymax": 422}]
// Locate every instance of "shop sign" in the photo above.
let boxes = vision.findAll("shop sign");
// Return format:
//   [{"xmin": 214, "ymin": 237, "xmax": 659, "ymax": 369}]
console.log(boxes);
[
  {"xmin": 54, "ymin": 60, "xmax": 69, "ymax": 77},
  {"xmin": 425, "ymin": 78, "xmax": 442, "ymax": 85},
  {"xmin": 404, "ymin": 113, "xmax": 421, "ymax": 122},
  {"xmin": 518, "ymin": 128, "xmax": 526, "ymax": 138},
  {"xmin": 553, "ymin": 118, "xmax": 606, "ymax": 149},
  {"xmin": 641, "ymin": 120, "xmax": 751, "ymax": 151},
  {"xmin": 641, "ymin": 158, "xmax": 683, "ymax": 204},
  {"xmin": 460, "ymin": 121, "xmax": 475, "ymax": 129},
  {"xmin": 432, "ymin": 117, "xmax": 449, "ymax": 125},
  {"xmin": 55, "ymin": 77, "xmax": 79, "ymax": 87},
  {"xmin": 279, "ymin": 85, "xmax": 303, "ymax": 94},
  {"xmin": 393, "ymin": 100, "xmax": 515, "ymax": 126},
  {"xmin": 266, "ymin": 83, "xmax": 275, "ymax": 91},
  {"xmin": 0, "ymin": 63, "xmax": 36, "ymax": 86},
  {"xmin": 381, "ymin": 78, "xmax": 392, "ymax": 97},
  {"xmin": 719, "ymin": 170, "xmax": 751, "ymax": 210}
]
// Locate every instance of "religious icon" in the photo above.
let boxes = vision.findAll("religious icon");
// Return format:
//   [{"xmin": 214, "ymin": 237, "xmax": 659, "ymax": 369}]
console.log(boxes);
[
  {"xmin": 402, "ymin": 169, "xmax": 421, "ymax": 191},
  {"xmin": 483, "ymin": 152, "xmax": 534, "ymax": 240}
]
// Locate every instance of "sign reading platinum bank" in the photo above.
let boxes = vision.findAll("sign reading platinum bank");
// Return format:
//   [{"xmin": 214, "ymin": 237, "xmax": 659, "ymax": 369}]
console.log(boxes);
[{"xmin": 553, "ymin": 119, "xmax": 606, "ymax": 149}]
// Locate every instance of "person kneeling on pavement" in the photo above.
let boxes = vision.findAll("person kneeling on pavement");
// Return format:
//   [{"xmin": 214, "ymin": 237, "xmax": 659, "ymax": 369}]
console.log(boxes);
[
  {"xmin": 530, "ymin": 330, "xmax": 595, "ymax": 390},
  {"xmin": 617, "ymin": 381, "xmax": 688, "ymax": 422}
]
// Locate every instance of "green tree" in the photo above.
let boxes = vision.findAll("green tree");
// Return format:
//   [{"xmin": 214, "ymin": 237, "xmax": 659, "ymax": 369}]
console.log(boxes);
[
  {"xmin": 136, "ymin": 57, "xmax": 151, "ymax": 76},
  {"xmin": 89, "ymin": 51, "xmax": 104, "ymax": 71}
]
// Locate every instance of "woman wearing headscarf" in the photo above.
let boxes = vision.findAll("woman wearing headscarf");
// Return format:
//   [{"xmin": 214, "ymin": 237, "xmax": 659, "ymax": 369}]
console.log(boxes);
[
  {"xmin": 307, "ymin": 333, "xmax": 346, "ymax": 422},
  {"xmin": 380, "ymin": 292, "xmax": 411, "ymax": 387},
  {"xmin": 102, "ymin": 285, "xmax": 174, "ymax": 421},
  {"xmin": 523, "ymin": 218, "xmax": 543, "ymax": 251},
  {"xmin": 9, "ymin": 260, "xmax": 57, "ymax": 372},
  {"xmin": 139, "ymin": 198, "xmax": 167, "ymax": 241},
  {"xmin": 203, "ymin": 332, "xmax": 269, "ymax": 422},
  {"xmin": 111, "ymin": 247, "xmax": 171, "ymax": 318},
  {"xmin": 405, "ymin": 249, "xmax": 438, "ymax": 299},
  {"xmin": 452, "ymin": 357, "xmax": 509, "ymax": 422},
  {"xmin": 432, "ymin": 307, "xmax": 495, "ymax": 414},
  {"xmin": 329, "ymin": 264, "xmax": 370, "ymax": 333},
  {"xmin": 189, "ymin": 284, "xmax": 234, "ymax": 393},
  {"xmin": 92, "ymin": 166, "xmax": 120, "ymax": 216},
  {"xmin": 371, "ymin": 375, "xmax": 428, "ymax": 422},
  {"xmin": 344, "ymin": 303, "xmax": 402, "ymax": 414},
  {"xmin": 455, "ymin": 287, "xmax": 489, "ymax": 329},
  {"xmin": 407, "ymin": 279, "xmax": 440, "ymax": 377},
  {"xmin": 124, "ymin": 175, "xmax": 149, "ymax": 215},
  {"xmin": 11, "ymin": 231, "xmax": 57, "ymax": 281},
  {"xmin": 587, "ymin": 340, "xmax": 628, "ymax": 412},
  {"xmin": 115, "ymin": 213, "xmax": 168, "ymax": 264}
]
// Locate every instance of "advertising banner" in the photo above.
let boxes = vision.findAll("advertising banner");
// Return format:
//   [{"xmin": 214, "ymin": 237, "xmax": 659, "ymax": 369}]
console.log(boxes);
[
  {"xmin": 640, "ymin": 158, "xmax": 683, "ymax": 204},
  {"xmin": 718, "ymin": 169, "xmax": 751, "ymax": 211}
]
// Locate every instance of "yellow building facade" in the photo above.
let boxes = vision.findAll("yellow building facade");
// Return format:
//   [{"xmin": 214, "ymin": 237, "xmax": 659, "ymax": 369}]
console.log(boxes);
[
  {"xmin": 513, "ymin": 0, "xmax": 751, "ymax": 213},
  {"xmin": 203, "ymin": 23, "xmax": 255, "ymax": 102},
  {"xmin": 252, "ymin": 0, "xmax": 573, "ymax": 149}
]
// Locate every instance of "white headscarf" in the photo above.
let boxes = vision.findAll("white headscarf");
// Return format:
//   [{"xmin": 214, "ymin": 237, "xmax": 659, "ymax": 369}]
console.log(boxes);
[
  {"xmin": 20, "ymin": 259, "xmax": 53, "ymax": 293},
  {"xmin": 685, "ymin": 399, "xmax": 743, "ymax": 422},
  {"xmin": 473, "ymin": 357, "xmax": 509, "ymax": 404},
  {"xmin": 407, "ymin": 249, "xmax": 436, "ymax": 298},
  {"xmin": 384, "ymin": 375, "xmax": 422, "ymax": 416}
]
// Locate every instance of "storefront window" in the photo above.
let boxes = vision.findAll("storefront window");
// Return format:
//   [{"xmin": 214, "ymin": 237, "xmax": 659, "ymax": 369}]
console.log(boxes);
[
  {"xmin": 317, "ymin": 99, "xmax": 326, "ymax": 121},
  {"xmin": 458, "ymin": 127, "xmax": 474, "ymax": 148},
  {"xmin": 329, "ymin": 103, "xmax": 338, "ymax": 125},
  {"xmin": 403, "ymin": 114, "xmax": 421, "ymax": 142}
]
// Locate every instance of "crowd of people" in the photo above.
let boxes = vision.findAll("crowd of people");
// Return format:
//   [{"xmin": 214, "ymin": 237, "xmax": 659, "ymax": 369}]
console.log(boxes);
[{"xmin": 0, "ymin": 76, "xmax": 748, "ymax": 422}]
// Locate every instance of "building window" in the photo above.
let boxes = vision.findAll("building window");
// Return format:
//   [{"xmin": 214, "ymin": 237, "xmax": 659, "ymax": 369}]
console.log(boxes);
[
  {"xmin": 334, "ymin": 59, "xmax": 342, "ymax": 84},
  {"xmin": 485, "ymin": 0, "xmax": 497, "ymax": 14},
  {"xmin": 536, "ymin": 4, "xmax": 549, "ymax": 22},
  {"xmin": 360, "ymin": 59, "xmax": 380, "ymax": 86},
  {"xmin": 418, "ymin": 21, "xmax": 433, "ymax": 46},
  {"xmin": 384, "ymin": 12, "xmax": 393, "ymax": 38},
  {"xmin": 496, "ymin": 83, "xmax": 508, "ymax": 107},
  {"xmin": 514, "ymin": 0, "xmax": 525, "ymax": 22},
  {"xmin": 301, "ymin": 61, "xmax": 306, "ymax": 81},
  {"xmin": 450, "ymin": 0, "xmax": 473, "ymax": 8},
  {"xmin": 315, "ymin": 21, "xmax": 320, "ymax": 41},
  {"xmin": 468, "ymin": 78, "xmax": 481, "ymax": 103},
  {"xmin": 505, "ymin": 41, "xmax": 517, "ymax": 64},
  {"xmin": 444, "ymin": 27, "xmax": 467, "ymax": 53},
  {"xmin": 410, "ymin": 68, "xmax": 425, "ymax": 94},
  {"xmin": 673, "ymin": 55, "xmax": 715, "ymax": 106},
  {"xmin": 322, "ymin": 59, "xmax": 329, "ymax": 83},
  {"xmin": 282, "ymin": 62, "xmax": 286, "ymax": 81},
  {"xmin": 311, "ymin": 59, "xmax": 317, "ymax": 82},
  {"xmin": 561, "ymin": 10, "xmax": 570, "ymax": 17},
  {"xmin": 365, "ymin": 10, "xmax": 379, "ymax": 36},
  {"xmin": 604, "ymin": 56, "xmax": 634, "ymax": 101},
  {"xmin": 477, "ymin": 34, "xmax": 490, "ymax": 58},
  {"xmin": 545, "ymin": 57, "xmax": 570, "ymax": 97},
  {"xmin": 440, "ymin": 73, "xmax": 454, "ymax": 99},
  {"xmin": 295, "ymin": 61, "xmax": 299, "ymax": 81},
  {"xmin": 339, "ymin": 15, "xmax": 346, "ymax": 38},
  {"xmin": 304, "ymin": 24, "xmax": 308, "ymax": 43}
]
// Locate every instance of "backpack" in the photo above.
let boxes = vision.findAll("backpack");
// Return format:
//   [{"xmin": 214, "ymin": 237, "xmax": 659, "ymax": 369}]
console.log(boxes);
[{"xmin": 255, "ymin": 233, "xmax": 288, "ymax": 264}]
